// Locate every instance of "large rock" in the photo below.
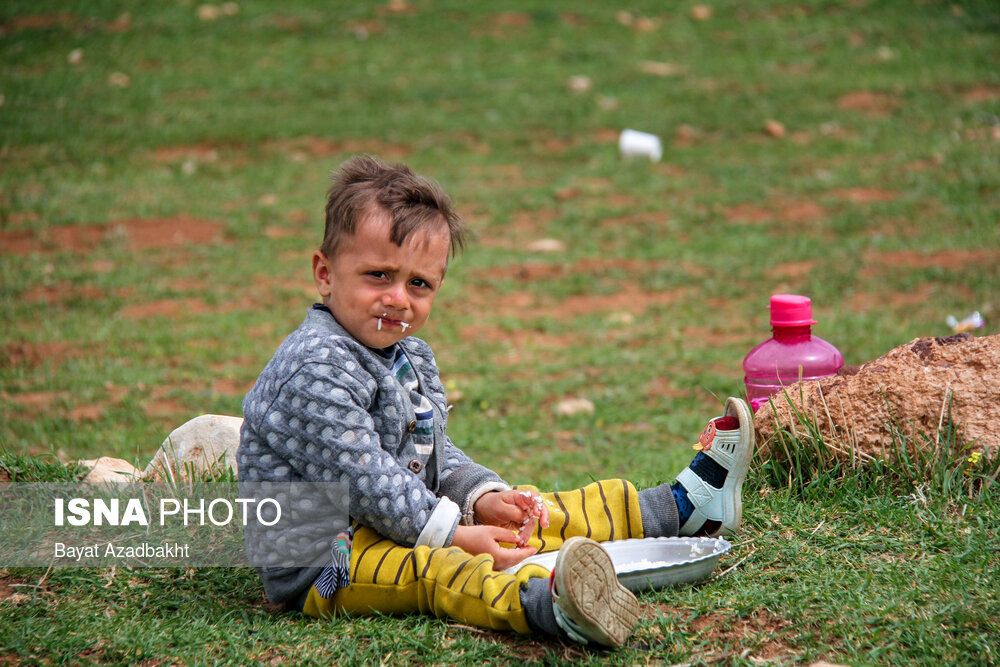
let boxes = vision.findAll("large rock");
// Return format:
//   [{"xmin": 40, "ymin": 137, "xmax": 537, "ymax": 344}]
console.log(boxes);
[
  {"xmin": 143, "ymin": 414, "xmax": 243, "ymax": 482},
  {"xmin": 754, "ymin": 333, "xmax": 999, "ymax": 459}
]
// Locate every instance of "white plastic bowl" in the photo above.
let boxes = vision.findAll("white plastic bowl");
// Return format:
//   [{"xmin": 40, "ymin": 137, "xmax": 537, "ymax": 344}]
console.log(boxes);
[{"xmin": 504, "ymin": 537, "xmax": 731, "ymax": 592}]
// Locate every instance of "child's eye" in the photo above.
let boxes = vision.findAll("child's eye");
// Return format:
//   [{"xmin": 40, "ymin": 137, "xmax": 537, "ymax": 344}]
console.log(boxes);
[
  {"xmin": 368, "ymin": 271, "xmax": 388, "ymax": 280},
  {"xmin": 410, "ymin": 278, "xmax": 433, "ymax": 289}
]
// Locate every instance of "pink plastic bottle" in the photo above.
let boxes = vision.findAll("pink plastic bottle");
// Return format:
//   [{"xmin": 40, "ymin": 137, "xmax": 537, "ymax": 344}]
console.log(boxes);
[{"xmin": 743, "ymin": 294, "xmax": 844, "ymax": 412}]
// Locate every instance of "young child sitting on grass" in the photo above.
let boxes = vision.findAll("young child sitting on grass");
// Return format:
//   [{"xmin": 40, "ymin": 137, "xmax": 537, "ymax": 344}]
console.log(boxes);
[{"xmin": 238, "ymin": 155, "xmax": 755, "ymax": 648}]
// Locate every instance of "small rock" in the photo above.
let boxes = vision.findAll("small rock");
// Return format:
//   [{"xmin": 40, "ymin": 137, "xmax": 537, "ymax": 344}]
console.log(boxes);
[
  {"xmin": 567, "ymin": 75, "xmax": 592, "ymax": 93},
  {"xmin": 690, "ymin": 5, "xmax": 713, "ymax": 21},
  {"xmin": 109, "ymin": 12, "xmax": 132, "ymax": 31},
  {"xmin": 555, "ymin": 397, "xmax": 595, "ymax": 416},
  {"xmin": 220, "ymin": 2, "xmax": 239, "ymax": 16},
  {"xmin": 764, "ymin": 120, "xmax": 786, "ymax": 138},
  {"xmin": 79, "ymin": 457, "xmax": 142, "ymax": 486},
  {"xmin": 637, "ymin": 61, "xmax": 685, "ymax": 77},
  {"xmin": 675, "ymin": 124, "xmax": 699, "ymax": 145},
  {"xmin": 526, "ymin": 238, "xmax": 566, "ymax": 253},
  {"xmin": 197, "ymin": 4, "xmax": 221, "ymax": 20},
  {"xmin": 107, "ymin": 72, "xmax": 131, "ymax": 88},
  {"xmin": 67, "ymin": 49, "xmax": 84, "ymax": 65},
  {"xmin": 633, "ymin": 17, "xmax": 657, "ymax": 32}
]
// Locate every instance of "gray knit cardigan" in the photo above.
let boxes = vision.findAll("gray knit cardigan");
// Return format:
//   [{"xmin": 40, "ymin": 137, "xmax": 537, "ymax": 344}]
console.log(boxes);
[{"xmin": 238, "ymin": 306, "xmax": 507, "ymax": 604}]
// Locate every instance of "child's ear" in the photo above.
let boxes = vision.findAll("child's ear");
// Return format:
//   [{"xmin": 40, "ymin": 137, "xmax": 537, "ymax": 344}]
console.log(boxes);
[{"xmin": 312, "ymin": 250, "xmax": 334, "ymax": 298}]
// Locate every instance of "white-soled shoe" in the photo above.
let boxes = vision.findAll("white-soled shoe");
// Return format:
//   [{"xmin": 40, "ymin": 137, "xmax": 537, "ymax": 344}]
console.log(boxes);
[
  {"xmin": 676, "ymin": 397, "xmax": 755, "ymax": 537},
  {"xmin": 551, "ymin": 537, "xmax": 640, "ymax": 648}
]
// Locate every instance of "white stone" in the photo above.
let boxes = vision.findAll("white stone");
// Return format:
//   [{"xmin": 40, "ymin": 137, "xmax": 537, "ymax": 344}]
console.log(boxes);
[
  {"xmin": 526, "ymin": 238, "xmax": 566, "ymax": 253},
  {"xmin": 143, "ymin": 414, "xmax": 243, "ymax": 482},
  {"xmin": 79, "ymin": 457, "xmax": 142, "ymax": 486},
  {"xmin": 554, "ymin": 397, "xmax": 595, "ymax": 416}
]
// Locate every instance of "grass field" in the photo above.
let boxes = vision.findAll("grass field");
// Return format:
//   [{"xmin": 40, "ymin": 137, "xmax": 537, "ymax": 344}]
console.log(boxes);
[{"xmin": 2, "ymin": 1, "xmax": 999, "ymax": 664}]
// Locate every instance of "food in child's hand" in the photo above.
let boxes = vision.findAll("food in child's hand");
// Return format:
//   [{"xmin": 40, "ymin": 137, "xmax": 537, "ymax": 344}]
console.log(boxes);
[{"xmin": 514, "ymin": 491, "xmax": 547, "ymax": 547}]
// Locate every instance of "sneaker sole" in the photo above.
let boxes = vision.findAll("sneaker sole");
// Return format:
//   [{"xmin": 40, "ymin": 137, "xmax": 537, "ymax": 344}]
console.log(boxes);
[
  {"xmin": 716, "ymin": 397, "xmax": 755, "ymax": 536},
  {"xmin": 553, "ymin": 537, "xmax": 640, "ymax": 647}
]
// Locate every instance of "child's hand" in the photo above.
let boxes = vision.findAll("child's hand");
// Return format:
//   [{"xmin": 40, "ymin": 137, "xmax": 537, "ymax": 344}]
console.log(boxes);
[
  {"xmin": 473, "ymin": 490, "xmax": 551, "ymax": 547},
  {"xmin": 451, "ymin": 525, "xmax": 538, "ymax": 571}
]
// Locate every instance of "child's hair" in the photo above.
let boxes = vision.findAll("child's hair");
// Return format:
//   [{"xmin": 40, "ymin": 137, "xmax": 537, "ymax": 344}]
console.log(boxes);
[{"xmin": 322, "ymin": 154, "xmax": 467, "ymax": 260}]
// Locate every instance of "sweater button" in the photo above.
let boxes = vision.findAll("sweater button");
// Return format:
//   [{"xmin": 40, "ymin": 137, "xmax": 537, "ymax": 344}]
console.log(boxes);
[
  {"xmin": 407, "ymin": 420, "xmax": 417, "ymax": 433},
  {"xmin": 408, "ymin": 459, "xmax": 423, "ymax": 473}
]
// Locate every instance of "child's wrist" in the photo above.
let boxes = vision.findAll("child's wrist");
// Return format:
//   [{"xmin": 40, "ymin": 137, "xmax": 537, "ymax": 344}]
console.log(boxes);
[{"xmin": 472, "ymin": 490, "xmax": 500, "ymax": 524}]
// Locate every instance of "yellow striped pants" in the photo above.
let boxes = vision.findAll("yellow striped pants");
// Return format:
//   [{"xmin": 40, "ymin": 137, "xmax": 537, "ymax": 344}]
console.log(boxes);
[{"xmin": 302, "ymin": 479, "xmax": 644, "ymax": 633}]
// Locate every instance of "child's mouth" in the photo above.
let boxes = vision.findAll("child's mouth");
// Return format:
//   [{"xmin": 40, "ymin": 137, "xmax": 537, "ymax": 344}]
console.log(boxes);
[{"xmin": 377, "ymin": 313, "xmax": 411, "ymax": 332}]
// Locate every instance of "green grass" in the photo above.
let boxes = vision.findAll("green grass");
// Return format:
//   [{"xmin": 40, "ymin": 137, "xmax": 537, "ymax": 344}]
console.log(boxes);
[{"xmin": 2, "ymin": 0, "xmax": 999, "ymax": 664}]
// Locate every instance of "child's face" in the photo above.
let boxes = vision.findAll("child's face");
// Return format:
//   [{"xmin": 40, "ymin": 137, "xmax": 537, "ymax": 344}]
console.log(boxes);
[{"xmin": 312, "ymin": 209, "xmax": 450, "ymax": 349}]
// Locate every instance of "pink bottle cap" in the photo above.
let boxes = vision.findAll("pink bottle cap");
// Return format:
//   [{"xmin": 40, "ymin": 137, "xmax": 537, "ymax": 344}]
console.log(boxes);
[{"xmin": 768, "ymin": 294, "xmax": 818, "ymax": 326}]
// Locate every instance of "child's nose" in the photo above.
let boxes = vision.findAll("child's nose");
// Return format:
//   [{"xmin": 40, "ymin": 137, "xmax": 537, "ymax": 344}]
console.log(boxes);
[{"xmin": 382, "ymin": 283, "xmax": 408, "ymax": 309}]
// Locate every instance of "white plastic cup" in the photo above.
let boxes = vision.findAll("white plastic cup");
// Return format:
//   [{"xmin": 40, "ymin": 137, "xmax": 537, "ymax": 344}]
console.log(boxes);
[{"xmin": 619, "ymin": 128, "xmax": 663, "ymax": 162}]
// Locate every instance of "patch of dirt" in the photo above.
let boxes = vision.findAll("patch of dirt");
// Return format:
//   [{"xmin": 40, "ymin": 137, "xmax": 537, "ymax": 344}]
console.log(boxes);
[
  {"xmin": 775, "ymin": 199, "xmax": 827, "ymax": 223},
  {"xmin": 520, "ymin": 285, "xmax": 685, "ymax": 320},
  {"xmin": 836, "ymin": 90, "xmax": 901, "ymax": 116},
  {"xmin": 593, "ymin": 127, "xmax": 620, "ymax": 143},
  {"xmin": 724, "ymin": 199, "xmax": 827, "ymax": 225},
  {"xmin": 0, "ymin": 217, "xmax": 225, "ymax": 256},
  {"xmin": 845, "ymin": 282, "xmax": 944, "ymax": 311},
  {"xmin": 449, "ymin": 625, "xmax": 558, "ymax": 661},
  {"xmin": 962, "ymin": 84, "xmax": 1000, "ymax": 103},
  {"xmin": 211, "ymin": 377, "xmax": 253, "ymax": 397},
  {"xmin": 1, "ymin": 390, "xmax": 71, "ymax": 413},
  {"xmin": 119, "ymin": 297, "xmax": 213, "ymax": 320},
  {"xmin": 537, "ymin": 135, "xmax": 575, "ymax": 155},
  {"xmin": 1, "ymin": 13, "xmax": 77, "ymax": 32},
  {"xmin": 477, "ymin": 208, "xmax": 558, "ymax": 248},
  {"xmin": 1, "ymin": 342, "xmax": 81, "ymax": 369},
  {"xmin": 828, "ymin": 187, "xmax": 899, "ymax": 203},
  {"xmin": 644, "ymin": 376, "xmax": 690, "ymax": 404},
  {"xmin": 20, "ymin": 283, "xmax": 107, "ymax": 306},
  {"xmin": 3, "ymin": 211, "xmax": 41, "ymax": 227},
  {"xmin": 458, "ymin": 324, "xmax": 579, "ymax": 349},
  {"xmin": 480, "ymin": 257, "xmax": 674, "ymax": 283},
  {"xmin": 264, "ymin": 225, "xmax": 309, "ymax": 239},
  {"xmin": 116, "ymin": 217, "xmax": 225, "ymax": 251},
  {"xmin": 769, "ymin": 260, "xmax": 817, "ymax": 280},
  {"xmin": 68, "ymin": 404, "xmax": 104, "ymax": 422},
  {"xmin": 903, "ymin": 156, "xmax": 944, "ymax": 172},
  {"xmin": 261, "ymin": 136, "xmax": 410, "ymax": 161},
  {"xmin": 861, "ymin": 248, "xmax": 1000, "ymax": 273},
  {"xmin": 688, "ymin": 609, "xmax": 796, "ymax": 660},
  {"xmin": 598, "ymin": 209, "xmax": 674, "ymax": 230},
  {"xmin": 1, "ymin": 382, "xmax": 133, "ymax": 423},
  {"xmin": 143, "ymin": 396, "xmax": 190, "ymax": 421},
  {"xmin": 0, "ymin": 575, "xmax": 14, "ymax": 601},
  {"xmin": 723, "ymin": 203, "xmax": 772, "ymax": 224},
  {"xmin": 150, "ymin": 143, "xmax": 223, "ymax": 163},
  {"xmin": 680, "ymin": 326, "xmax": 755, "ymax": 347},
  {"xmin": 476, "ymin": 11, "xmax": 533, "ymax": 37}
]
